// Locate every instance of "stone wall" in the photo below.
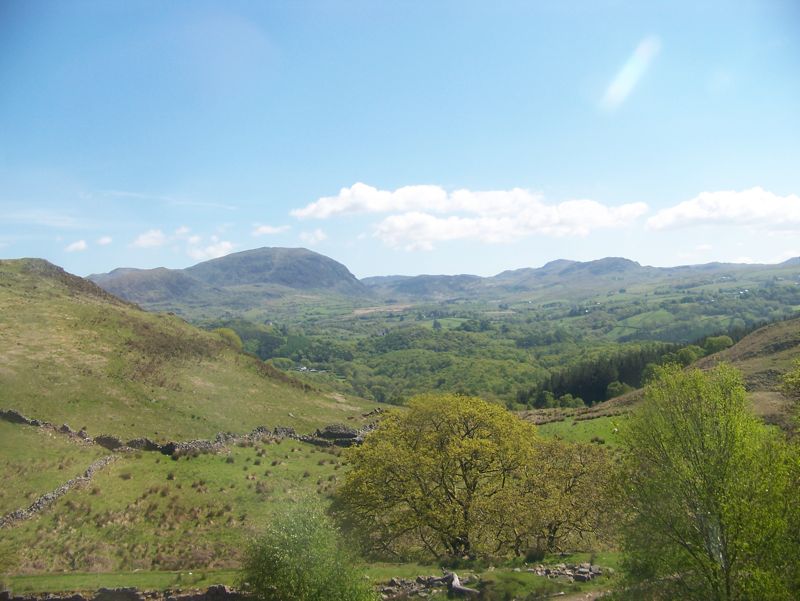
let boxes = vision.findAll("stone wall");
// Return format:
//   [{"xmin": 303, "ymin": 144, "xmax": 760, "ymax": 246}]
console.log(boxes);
[
  {"xmin": 0, "ymin": 456, "xmax": 117, "ymax": 529},
  {"xmin": 0, "ymin": 585, "xmax": 246, "ymax": 601}
]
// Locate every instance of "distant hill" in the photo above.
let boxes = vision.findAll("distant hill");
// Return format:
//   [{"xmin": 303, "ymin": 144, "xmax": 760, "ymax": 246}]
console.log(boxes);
[
  {"xmin": 0, "ymin": 258, "xmax": 376, "ymax": 440},
  {"xmin": 89, "ymin": 247, "xmax": 370, "ymax": 317},
  {"xmin": 89, "ymin": 266, "xmax": 226, "ymax": 308},
  {"xmin": 186, "ymin": 247, "xmax": 366, "ymax": 294},
  {"xmin": 88, "ymin": 249, "xmax": 800, "ymax": 333}
]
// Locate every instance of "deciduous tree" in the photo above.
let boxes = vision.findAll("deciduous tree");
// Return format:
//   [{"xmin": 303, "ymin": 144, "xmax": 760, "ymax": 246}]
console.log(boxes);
[{"xmin": 617, "ymin": 364, "xmax": 799, "ymax": 600}]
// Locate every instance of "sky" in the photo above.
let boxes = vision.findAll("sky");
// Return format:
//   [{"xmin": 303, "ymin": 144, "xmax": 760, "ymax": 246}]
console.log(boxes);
[{"xmin": 1, "ymin": 0, "xmax": 799, "ymax": 278}]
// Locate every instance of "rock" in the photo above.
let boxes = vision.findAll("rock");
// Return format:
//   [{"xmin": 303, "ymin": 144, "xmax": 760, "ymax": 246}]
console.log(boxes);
[
  {"xmin": 125, "ymin": 438, "xmax": 160, "ymax": 451},
  {"xmin": 93, "ymin": 588, "xmax": 144, "ymax": 601},
  {"xmin": 94, "ymin": 435, "xmax": 124, "ymax": 450},
  {"xmin": 0, "ymin": 409, "xmax": 33, "ymax": 425},
  {"xmin": 316, "ymin": 423, "xmax": 359, "ymax": 440}
]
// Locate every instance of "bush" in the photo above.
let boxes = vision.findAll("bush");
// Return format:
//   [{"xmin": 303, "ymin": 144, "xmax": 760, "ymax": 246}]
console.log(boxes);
[{"xmin": 238, "ymin": 502, "xmax": 377, "ymax": 601}]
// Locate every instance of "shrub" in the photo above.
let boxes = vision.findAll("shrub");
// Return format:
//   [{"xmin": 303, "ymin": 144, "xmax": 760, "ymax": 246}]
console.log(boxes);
[{"xmin": 238, "ymin": 502, "xmax": 376, "ymax": 601}]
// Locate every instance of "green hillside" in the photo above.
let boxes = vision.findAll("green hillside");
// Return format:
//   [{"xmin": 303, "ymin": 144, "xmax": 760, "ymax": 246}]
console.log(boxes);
[{"xmin": 0, "ymin": 259, "xmax": 376, "ymax": 441}]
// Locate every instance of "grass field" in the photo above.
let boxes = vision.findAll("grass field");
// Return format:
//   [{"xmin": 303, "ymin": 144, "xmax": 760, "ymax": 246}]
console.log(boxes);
[
  {"xmin": 537, "ymin": 414, "xmax": 626, "ymax": 447},
  {"xmin": 2, "ymin": 438, "xmax": 350, "ymax": 573},
  {"xmin": 0, "ymin": 421, "xmax": 107, "ymax": 515}
]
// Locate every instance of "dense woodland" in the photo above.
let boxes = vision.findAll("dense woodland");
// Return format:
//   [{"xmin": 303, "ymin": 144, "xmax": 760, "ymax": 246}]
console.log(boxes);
[{"xmin": 202, "ymin": 275, "xmax": 799, "ymax": 407}]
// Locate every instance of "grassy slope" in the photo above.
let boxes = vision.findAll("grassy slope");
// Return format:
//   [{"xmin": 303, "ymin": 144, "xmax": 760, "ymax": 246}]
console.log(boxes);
[
  {"xmin": 0, "ymin": 259, "xmax": 377, "ymax": 441},
  {"xmin": 527, "ymin": 316, "xmax": 800, "ymax": 434},
  {"xmin": 694, "ymin": 316, "xmax": 800, "ymax": 424},
  {"xmin": 0, "ymin": 421, "xmax": 107, "ymax": 514},
  {"xmin": 2, "ymin": 438, "xmax": 345, "ymax": 573}
]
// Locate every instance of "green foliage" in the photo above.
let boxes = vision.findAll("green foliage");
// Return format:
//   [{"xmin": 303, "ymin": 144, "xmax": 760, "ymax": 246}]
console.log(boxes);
[
  {"xmin": 704, "ymin": 335, "xmax": 734, "ymax": 354},
  {"xmin": 238, "ymin": 502, "xmax": 377, "ymax": 601},
  {"xmin": 782, "ymin": 357, "xmax": 800, "ymax": 398},
  {"xmin": 336, "ymin": 394, "xmax": 538, "ymax": 559},
  {"xmin": 617, "ymin": 364, "xmax": 800, "ymax": 600},
  {"xmin": 335, "ymin": 394, "xmax": 611, "ymax": 560},
  {"xmin": 212, "ymin": 327, "xmax": 244, "ymax": 351},
  {"xmin": 605, "ymin": 380, "xmax": 633, "ymax": 399}
]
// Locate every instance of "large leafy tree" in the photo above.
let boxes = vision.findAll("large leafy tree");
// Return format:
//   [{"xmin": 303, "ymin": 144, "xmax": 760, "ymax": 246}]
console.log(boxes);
[
  {"xmin": 335, "ymin": 393, "xmax": 611, "ymax": 560},
  {"xmin": 617, "ymin": 363, "xmax": 799, "ymax": 600},
  {"xmin": 336, "ymin": 393, "xmax": 538, "ymax": 558}
]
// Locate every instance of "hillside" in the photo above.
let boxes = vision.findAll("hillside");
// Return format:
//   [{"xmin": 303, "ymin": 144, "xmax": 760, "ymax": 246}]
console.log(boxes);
[
  {"xmin": 89, "ymin": 247, "xmax": 369, "ymax": 317},
  {"xmin": 695, "ymin": 316, "xmax": 800, "ymax": 425},
  {"xmin": 530, "ymin": 315, "xmax": 800, "ymax": 437},
  {"xmin": 0, "ymin": 259, "xmax": 376, "ymax": 441}
]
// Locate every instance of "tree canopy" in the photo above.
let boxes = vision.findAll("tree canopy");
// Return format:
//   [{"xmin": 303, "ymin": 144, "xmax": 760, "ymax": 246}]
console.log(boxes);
[
  {"xmin": 617, "ymin": 363, "xmax": 799, "ymax": 600},
  {"xmin": 335, "ymin": 393, "xmax": 611, "ymax": 560}
]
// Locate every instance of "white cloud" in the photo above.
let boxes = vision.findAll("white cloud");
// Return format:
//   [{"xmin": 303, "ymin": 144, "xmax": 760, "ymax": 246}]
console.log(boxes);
[
  {"xmin": 293, "ymin": 183, "xmax": 648, "ymax": 251},
  {"xmin": 174, "ymin": 226, "xmax": 191, "ymax": 236},
  {"xmin": 132, "ymin": 229, "xmax": 167, "ymax": 248},
  {"xmin": 601, "ymin": 35, "xmax": 661, "ymax": 110},
  {"xmin": 374, "ymin": 199, "xmax": 648, "ymax": 251},
  {"xmin": 65, "ymin": 239, "xmax": 87, "ymax": 252},
  {"xmin": 292, "ymin": 183, "xmax": 449, "ymax": 219},
  {"xmin": 647, "ymin": 187, "xmax": 800, "ymax": 230},
  {"xmin": 97, "ymin": 236, "xmax": 113, "ymax": 246},
  {"xmin": 252, "ymin": 224, "xmax": 290, "ymax": 236},
  {"xmin": 187, "ymin": 235, "xmax": 235, "ymax": 261},
  {"xmin": 299, "ymin": 229, "xmax": 328, "ymax": 245}
]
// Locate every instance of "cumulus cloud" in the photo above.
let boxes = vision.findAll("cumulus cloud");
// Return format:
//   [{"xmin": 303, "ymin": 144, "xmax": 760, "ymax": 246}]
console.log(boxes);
[
  {"xmin": 132, "ymin": 229, "xmax": 167, "ymax": 248},
  {"xmin": 65, "ymin": 239, "xmax": 87, "ymax": 252},
  {"xmin": 252, "ymin": 224, "xmax": 290, "ymax": 236},
  {"xmin": 292, "ymin": 183, "xmax": 449, "ymax": 219},
  {"xmin": 374, "ymin": 199, "xmax": 648, "ymax": 250},
  {"xmin": 97, "ymin": 236, "xmax": 113, "ymax": 246},
  {"xmin": 299, "ymin": 229, "xmax": 328, "ymax": 245},
  {"xmin": 601, "ymin": 35, "xmax": 661, "ymax": 110},
  {"xmin": 291, "ymin": 182, "xmax": 647, "ymax": 251},
  {"xmin": 187, "ymin": 235, "xmax": 235, "ymax": 261},
  {"xmin": 647, "ymin": 187, "xmax": 800, "ymax": 230}
]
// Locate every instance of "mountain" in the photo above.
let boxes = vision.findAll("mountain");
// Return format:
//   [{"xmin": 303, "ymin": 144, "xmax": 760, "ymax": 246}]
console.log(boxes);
[
  {"xmin": 89, "ymin": 247, "xmax": 370, "ymax": 317},
  {"xmin": 89, "ymin": 266, "xmax": 226, "ymax": 308},
  {"xmin": 360, "ymin": 274, "xmax": 484, "ymax": 300},
  {"xmin": 0, "ymin": 258, "xmax": 376, "ymax": 440},
  {"xmin": 185, "ymin": 247, "xmax": 366, "ymax": 294}
]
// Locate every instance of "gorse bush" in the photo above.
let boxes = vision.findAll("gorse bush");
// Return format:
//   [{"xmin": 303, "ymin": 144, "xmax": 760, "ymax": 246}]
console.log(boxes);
[{"xmin": 238, "ymin": 502, "xmax": 377, "ymax": 601}]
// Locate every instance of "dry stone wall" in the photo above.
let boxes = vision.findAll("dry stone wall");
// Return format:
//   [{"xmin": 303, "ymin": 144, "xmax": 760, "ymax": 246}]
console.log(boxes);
[
  {"xmin": 0, "ymin": 456, "xmax": 117, "ymax": 528},
  {"xmin": 0, "ymin": 585, "xmax": 246, "ymax": 601}
]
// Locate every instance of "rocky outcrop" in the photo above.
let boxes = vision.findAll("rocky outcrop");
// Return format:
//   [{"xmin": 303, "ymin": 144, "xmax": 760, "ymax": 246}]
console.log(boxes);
[
  {"xmin": 0, "ymin": 456, "xmax": 117, "ymax": 528},
  {"xmin": 526, "ymin": 562, "xmax": 608, "ymax": 582},
  {"xmin": 380, "ymin": 572, "xmax": 479, "ymax": 599}
]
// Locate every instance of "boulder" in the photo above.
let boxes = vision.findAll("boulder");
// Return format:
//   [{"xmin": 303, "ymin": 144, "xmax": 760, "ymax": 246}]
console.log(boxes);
[{"xmin": 94, "ymin": 435, "xmax": 124, "ymax": 451}]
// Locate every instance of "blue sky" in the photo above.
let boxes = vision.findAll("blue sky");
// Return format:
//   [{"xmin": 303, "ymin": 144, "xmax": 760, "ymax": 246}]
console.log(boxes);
[{"xmin": 1, "ymin": 0, "xmax": 799, "ymax": 277}]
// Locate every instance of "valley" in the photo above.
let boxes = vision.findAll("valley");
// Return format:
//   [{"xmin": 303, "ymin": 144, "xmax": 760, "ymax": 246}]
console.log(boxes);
[{"xmin": 2, "ymin": 251, "xmax": 799, "ymax": 600}]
